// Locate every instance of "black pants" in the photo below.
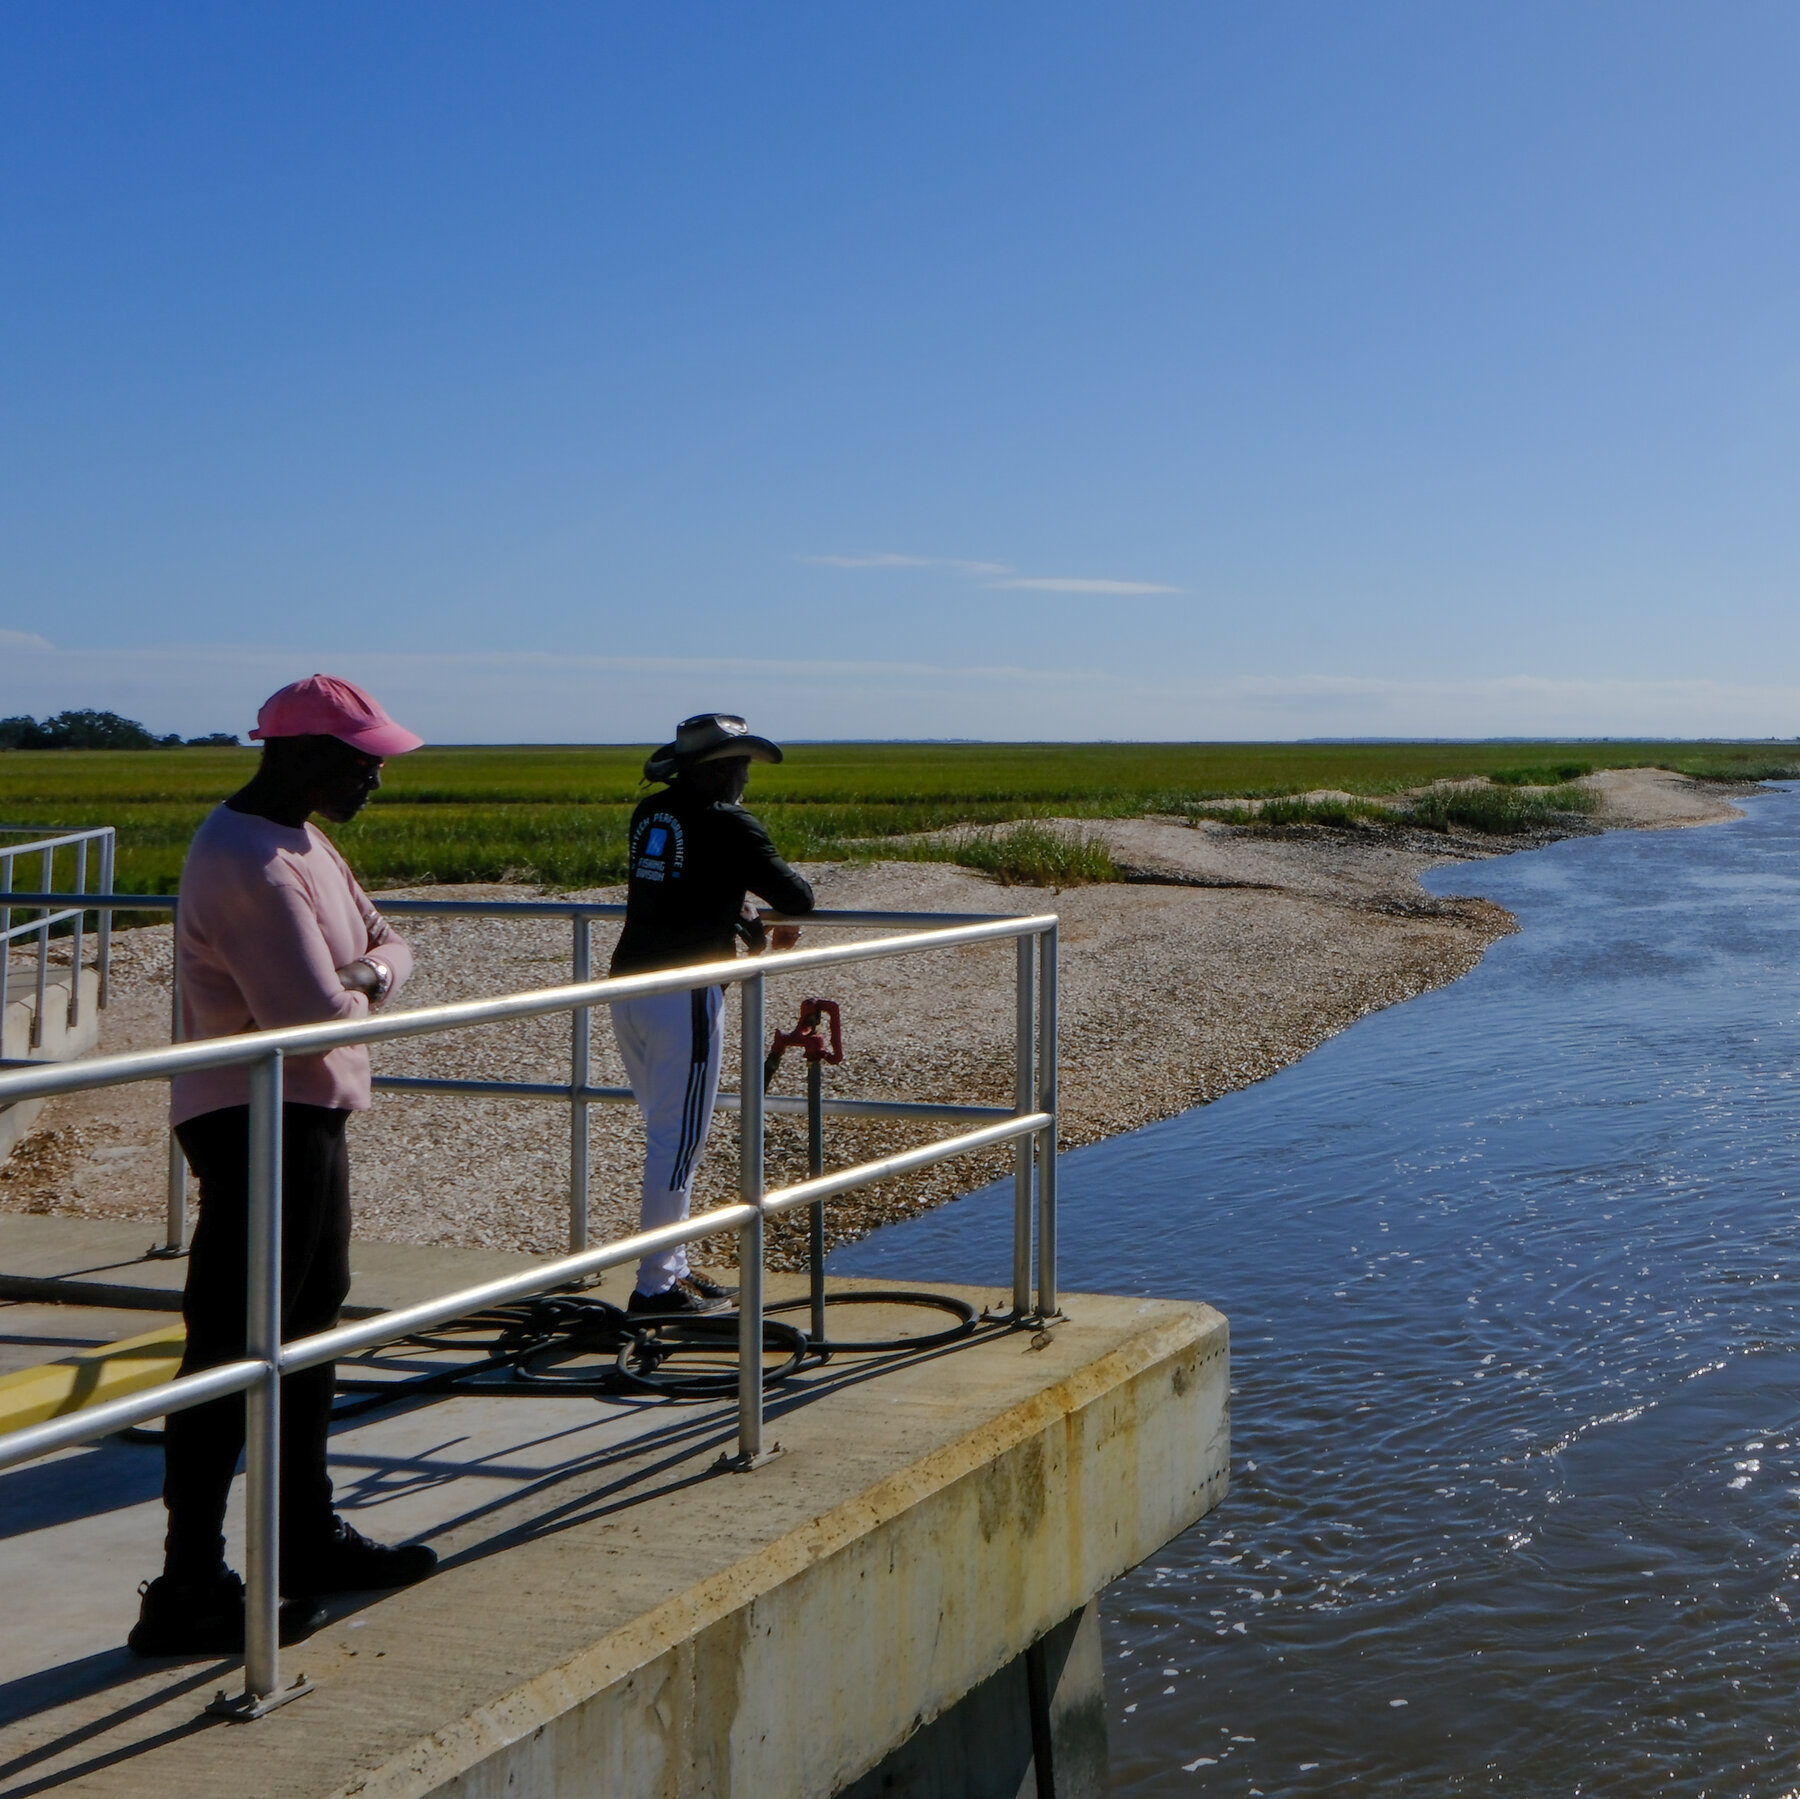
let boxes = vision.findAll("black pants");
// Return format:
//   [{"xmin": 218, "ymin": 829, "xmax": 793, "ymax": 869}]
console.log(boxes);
[{"xmin": 163, "ymin": 1103, "xmax": 351, "ymax": 1583}]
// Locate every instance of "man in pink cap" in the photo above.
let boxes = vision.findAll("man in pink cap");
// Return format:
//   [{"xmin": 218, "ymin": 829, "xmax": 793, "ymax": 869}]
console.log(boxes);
[{"xmin": 130, "ymin": 675, "xmax": 438, "ymax": 1657}]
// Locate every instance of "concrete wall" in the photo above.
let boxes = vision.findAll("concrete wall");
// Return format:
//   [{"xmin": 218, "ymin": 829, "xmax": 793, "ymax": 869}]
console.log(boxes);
[
  {"xmin": 837, "ymin": 1600, "xmax": 1111, "ymax": 1799},
  {"xmin": 412, "ymin": 1306, "xmax": 1228, "ymax": 1799},
  {"xmin": 1, "ymin": 966, "xmax": 99, "ymax": 1161}
]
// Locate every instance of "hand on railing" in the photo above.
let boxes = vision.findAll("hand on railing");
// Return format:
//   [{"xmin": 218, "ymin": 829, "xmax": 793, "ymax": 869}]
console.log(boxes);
[{"xmin": 734, "ymin": 903, "xmax": 802, "ymax": 955}]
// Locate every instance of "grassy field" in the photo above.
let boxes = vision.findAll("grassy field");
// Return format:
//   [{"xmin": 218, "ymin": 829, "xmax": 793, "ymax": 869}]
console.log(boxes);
[{"xmin": 2, "ymin": 740, "xmax": 1795, "ymax": 894}]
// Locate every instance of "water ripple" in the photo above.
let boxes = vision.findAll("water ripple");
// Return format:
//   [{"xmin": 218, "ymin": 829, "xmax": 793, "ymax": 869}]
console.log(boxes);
[{"xmin": 839, "ymin": 785, "xmax": 1800, "ymax": 1794}]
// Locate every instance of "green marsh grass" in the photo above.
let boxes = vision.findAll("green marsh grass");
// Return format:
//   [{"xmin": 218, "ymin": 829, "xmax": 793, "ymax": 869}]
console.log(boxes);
[
  {"xmin": 0, "ymin": 740, "xmax": 1792, "ymax": 891},
  {"xmin": 1407, "ymin": 783, "xmax": 1601, "ymax": 835},
  {"xmin": 1204, "ymin": 795, "xmax": 1395, "ymax": 829},
  {"xmin": 900, "ymin": 823, "xmax": 1120, "ymax": 886},
  {"xmin": 1489, "ymin": 761, "xmax": 1594, "ymax": 786}
]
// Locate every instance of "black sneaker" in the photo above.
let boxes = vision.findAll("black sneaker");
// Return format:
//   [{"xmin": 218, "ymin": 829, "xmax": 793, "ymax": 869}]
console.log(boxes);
[
  {"xmin": 627, "ymin": 1277, "xmax": 731, "ymax": 1316},
  {"xmin": 681, "ymin": 1272, "xmax": 737, "ymax": 1306},
  {"xmin": 284, "ymin": 1519, "xmax": 439, "ymax": 1597},
  {"xmin": 127, "ymin": 1571, "xmax": 327, "ymax": 1657}
]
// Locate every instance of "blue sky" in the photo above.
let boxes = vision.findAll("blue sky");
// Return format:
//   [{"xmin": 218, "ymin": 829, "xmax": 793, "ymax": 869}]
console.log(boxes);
[{"xmin": 3, "ymin": 3, "xmax": 1797, "ymax": 742}]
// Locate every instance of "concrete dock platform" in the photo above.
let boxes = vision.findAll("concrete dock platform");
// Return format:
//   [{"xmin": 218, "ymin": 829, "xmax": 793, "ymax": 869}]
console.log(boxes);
[
  {"xmin": 0, "ymin": 1222, "xmax": 1228, "ymax": 1798},
  {"xmin": 2, "ymin": 969, "xmax": 100, "ymax": 1162}
]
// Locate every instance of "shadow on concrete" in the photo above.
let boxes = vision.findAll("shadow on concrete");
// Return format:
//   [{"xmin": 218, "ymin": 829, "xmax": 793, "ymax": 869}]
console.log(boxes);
[
  {"xmin": 0, "ymin": 1653, "xmax": 223, "ymax": 1793},
  {"xmin": 376, "ymin": 1315, "xmax": 1026, "ymax": 1568},
  {"xmin": 0, "ymin": 1439, "xmax": 163, "ymax": 1543},
  {"xmin": 0, "ymin": 1311, "xmax": 1033, "ymax": 1772}
]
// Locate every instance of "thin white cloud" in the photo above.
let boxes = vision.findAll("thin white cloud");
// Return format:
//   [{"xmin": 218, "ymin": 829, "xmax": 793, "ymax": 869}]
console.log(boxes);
[
  {"xmin": 799, "ymin": 554, "xmax": 1177, "ymax": 593},
  {"xmin": 984, "ymin": 576, "xmax": 1181, "ymax": 595},
  {"xmin": 0, "ymin": 627, "xmax": 53, "ymax": 650}
]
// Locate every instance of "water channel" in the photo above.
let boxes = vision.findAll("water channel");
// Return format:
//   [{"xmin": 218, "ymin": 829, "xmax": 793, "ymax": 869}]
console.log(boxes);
[{"xmin": 835, "ymin": 784, "xmax": 1800, "ymax": 1795}]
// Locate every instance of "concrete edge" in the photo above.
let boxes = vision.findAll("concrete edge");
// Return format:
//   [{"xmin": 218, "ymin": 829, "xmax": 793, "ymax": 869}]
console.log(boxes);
[
  {"xmin": 1, "ymin": 966, "xmax": 101, "ymax": 1160},
  {"xmin": 325, "ymin": 1300, "xmax": 1226, "ymax": 1799},
  {"xmin": 0, "ymin": 1321, "xmax": 185, "ymax": 1432},
  {"xmin": 0, "ymin": 1275, "xmax": 387, "ymax": 1318}
]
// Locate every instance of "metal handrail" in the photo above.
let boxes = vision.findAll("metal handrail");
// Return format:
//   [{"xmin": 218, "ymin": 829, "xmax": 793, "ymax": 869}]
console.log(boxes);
[
  {"xmin": 0, "ymin": 892, "xmax": 1031, "ymax": 1256},
  {"xmin": 0, "ymin": 917, "xmax": 1053, "ymax": 1096},
  {"xmin": 0, "ymin": 900, "xmax": 1059, "ymax": 1714},
  {"xmin": 0, "ymin": 827, "xmax": 115, "ymax": 1050}
]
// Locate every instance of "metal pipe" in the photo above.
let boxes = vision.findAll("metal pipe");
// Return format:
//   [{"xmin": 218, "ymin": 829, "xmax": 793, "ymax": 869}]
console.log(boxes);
[
  {"xmin": 67, "ymin": 838, "xmax": 86, "ymax": 1030},
  {"xmin": 97, "ymin": 831, "xmax": 113, "ymax": 1009},
  {"xmin": 369, "ymin": 1072, "xmax": 1012, "ymax": 1124},
  {"xmin": 31, "ymin": 847, "xmax": 50, "ymax": 1050},
  {"xmin": 0, "ymin": 893, "xmax": 1022, "ymax": 932},
  {"xmin": 243, "ymin": 1051, "xmax": 284, "ymax": 1701},
  {"xmin": 737, "ymin": 973, "xmax": 765, "ymax": 1463},
  {"xmin": 569, "ymin": 916, "xmax": 591, "ymax": 1254},
  {"xmin": 1013, "ymin": 933, "xmax": 1035, "ymax": 1319},
  {"xmin": 0, "ymin": 896, "xmax": 1068, "ymax": 1487},
  {"xmin": 282, "ymin": 1199, "xmax": 759, "ymax": 1374},
  {"xmin": 0, "ymin": 891, "xmax": 179, "ymax": 911},
  {"xmin": 750, "ymin": 908, "xmax": 1017, "ymax": 930},
  {"xmin": 0, "ymin": 906, "xmax": 80, "ymax": 945},
  {"xmin": 808, "ymin": 1056, "xmax": 826, "ymax": 1346},
  {"xmin": 281, "ymin": 1114, "xmax": 1045, "ymax": 1376},
  {"xmin": 1, "ymin": 852, "xmax": 11, "ymax": 1025},
  {"xmin": 372, "ymin": 1075, "xmax": 579, "ymax": 1100},
  {"xmin": 0, "ymin": 1357, "xmax": 264, "ymax": 1474},
  {"xmin": 0, "ymin": 829, "xmax": 122, "ymax": 861},
  {"xmin": 0, "ymin": 900, "xmax": 1058, "ymax": 1447},
  {"xmin": 163, "ymin": 946, "xmax": 187, "ymax": 1254},
  {"xmin": 0, "ymin": 917, "xmax": 1060, "ymax": 1109},
  {"xmin": 1036, "ymin": 924, "xmax": 1059, "ymax": 1318},
  {"xmin": 731, "ymin": 1091, "xmax": 1019, "ymax": 1123},
  {"xmin": 760, "ymin": 1112, "xmax": 1052, "ymax": 1218}
]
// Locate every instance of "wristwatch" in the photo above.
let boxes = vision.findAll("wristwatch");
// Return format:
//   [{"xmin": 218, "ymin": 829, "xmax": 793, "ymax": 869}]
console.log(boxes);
[{"xmin": 361, "ymin": 955, "xmax": 394, "ymax": 1009}]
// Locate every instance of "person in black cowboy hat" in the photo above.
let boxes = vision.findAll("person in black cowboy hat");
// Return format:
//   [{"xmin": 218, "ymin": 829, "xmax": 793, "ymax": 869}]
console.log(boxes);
[{"xmin": 609, "ymin": 714, "xmax": 815, "ymax": 1313}]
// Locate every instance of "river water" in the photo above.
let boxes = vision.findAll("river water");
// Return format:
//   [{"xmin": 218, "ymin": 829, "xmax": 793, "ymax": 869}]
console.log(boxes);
[{"xmin": 834, "ymin": 785, "xmax": 1800, "ymax": 1795}]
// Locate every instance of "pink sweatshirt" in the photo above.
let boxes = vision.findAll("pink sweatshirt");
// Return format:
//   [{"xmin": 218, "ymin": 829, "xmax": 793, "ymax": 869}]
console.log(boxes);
[{"xmin": 170, "ymin": 805, "xmax": 414, "ymax": 1126}]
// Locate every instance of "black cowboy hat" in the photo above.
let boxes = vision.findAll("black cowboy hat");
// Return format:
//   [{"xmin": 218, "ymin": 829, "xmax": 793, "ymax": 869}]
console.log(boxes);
[{"xmin": 643, "ymin": 713, "xmax": 784, "ymax": 784}]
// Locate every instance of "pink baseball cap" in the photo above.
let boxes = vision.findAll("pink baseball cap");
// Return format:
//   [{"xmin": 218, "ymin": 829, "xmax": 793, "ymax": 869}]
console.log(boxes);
[{"xmin": 248, "ymin": 674, "xmax": 424, "ymax": 756}]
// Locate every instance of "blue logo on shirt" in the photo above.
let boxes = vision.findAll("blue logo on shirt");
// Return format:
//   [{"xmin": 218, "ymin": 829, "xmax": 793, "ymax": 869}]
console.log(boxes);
[{"xmin": 634, "ymin": 812, "xmax": 684, "ymax": 885}]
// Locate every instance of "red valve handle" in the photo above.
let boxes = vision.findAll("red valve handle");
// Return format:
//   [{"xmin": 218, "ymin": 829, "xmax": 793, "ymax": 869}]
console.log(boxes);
[
  {"xmin": 764, "ymin": 997, "xmax": 844, "ymax": 1089},
  {"xmin": 770, "ymin": 996, "xmax": 842, "ymax": 1064}
]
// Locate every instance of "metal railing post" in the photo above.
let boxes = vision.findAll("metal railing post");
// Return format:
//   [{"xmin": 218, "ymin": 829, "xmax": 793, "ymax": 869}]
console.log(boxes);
[
  {"xmin": 1035, "ymin": 924, "xmax": 1059, "ymax": 1318},
  {"xmin": 737, "ymin": 972, "xmax": 765, "ymax": 1463},
  {"xmin": 30, "ymin": 847, "xmax": 51, "ymax": 1049},
  {"xmin": 1013, "ymin": 933, "xmax": 1036, "ymax": 1319},
  {"xmin": 807, "ymin": 1056, "xmax": 826, "ymax": 1346},
  {"xmin": 1, "ymin": 852, "xmax": 11, "ymax": 1024},
  {"xmin": 243, "ymin": 1050, "xmax": 284, "ymax": 1702},
  {"xmin": 569, "ymin": 917, "xmax": 591, "ymax": 1254},
  {"xmin": 161, "ymin": 942, "xmax": 188, "ymax": 1255},
  {"xmin": 0, "ymin": 906, "xmax": 1067, "ymax": 1549},
  {"xmin": 67, "ymin": 838, "xmax": 86, "ymax": 1030},
  {"xmin": 97, "ymin": 831, "xmax": 113, "ymax": 1009}
]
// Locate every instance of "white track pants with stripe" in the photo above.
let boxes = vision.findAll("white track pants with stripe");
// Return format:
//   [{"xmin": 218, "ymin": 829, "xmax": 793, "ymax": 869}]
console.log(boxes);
[{"xmin": 610, "ymin": 985, "xmax": 724, "ymax": 1295}]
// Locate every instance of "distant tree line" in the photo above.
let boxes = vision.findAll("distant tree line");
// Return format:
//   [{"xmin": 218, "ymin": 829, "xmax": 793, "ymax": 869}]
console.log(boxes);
[{"xmin": 0, "ymin": 709, "xmax": 240, "ymax": 750}]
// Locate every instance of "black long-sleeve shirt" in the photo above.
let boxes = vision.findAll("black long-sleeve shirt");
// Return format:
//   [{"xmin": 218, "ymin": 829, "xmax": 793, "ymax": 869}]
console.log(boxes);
[{"xmin": 609, "ymin": 782, "xmax": 815, "ymax": 976}]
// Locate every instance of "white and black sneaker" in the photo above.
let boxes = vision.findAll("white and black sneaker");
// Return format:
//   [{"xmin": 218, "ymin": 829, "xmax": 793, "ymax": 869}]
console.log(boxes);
[
  {"xmin": 627, "ymin": 1276, "xmax": 733, "ymax": 1316},
  {"xmin": 682, "ymin": 1272, "xmax": 737, "ymax": 1306}
]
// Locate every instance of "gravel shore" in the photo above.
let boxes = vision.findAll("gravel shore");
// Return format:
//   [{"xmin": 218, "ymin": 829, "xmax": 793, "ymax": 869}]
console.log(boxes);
[{"xmin": 0, "ymin": 768, "xmax": 1747, "ymax": 1268}]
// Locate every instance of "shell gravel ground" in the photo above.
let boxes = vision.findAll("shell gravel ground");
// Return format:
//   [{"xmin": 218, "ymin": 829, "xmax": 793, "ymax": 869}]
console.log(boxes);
[{"xmin": 0, "ymin": 771, "xmax": 1743, "ymax": 1271}]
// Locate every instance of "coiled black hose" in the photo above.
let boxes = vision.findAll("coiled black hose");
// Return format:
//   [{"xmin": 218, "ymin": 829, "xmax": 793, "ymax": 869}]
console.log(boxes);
[{"xmin": 327, "ymin": 1287, "xmax": 979, "ymax": 1419}]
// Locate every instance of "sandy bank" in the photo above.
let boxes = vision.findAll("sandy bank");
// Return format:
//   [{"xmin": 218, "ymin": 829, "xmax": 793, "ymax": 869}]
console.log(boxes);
[
  {"xmin": 0, "ymin": 769, "xmax": 1753, "ymax": 1266},
  {"xmin": 1580, "ymin": 765, "xmax": 1748, "ymax": 829}
]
